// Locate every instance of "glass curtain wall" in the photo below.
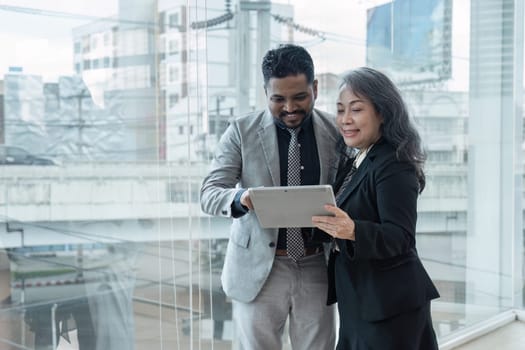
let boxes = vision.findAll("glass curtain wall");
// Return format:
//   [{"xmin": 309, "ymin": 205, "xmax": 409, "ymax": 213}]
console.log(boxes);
[{"xmin": 0, "ymin": 0, "xmax": 523, "ymax": 349}]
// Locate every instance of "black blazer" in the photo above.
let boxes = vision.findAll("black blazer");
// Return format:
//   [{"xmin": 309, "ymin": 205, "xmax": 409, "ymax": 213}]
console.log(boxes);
[{"xmin": 326, "ymin": 139, "xmax": 439, "ymax": 322}]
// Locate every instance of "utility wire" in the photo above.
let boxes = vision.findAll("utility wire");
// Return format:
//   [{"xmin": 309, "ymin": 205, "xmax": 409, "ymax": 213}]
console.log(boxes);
[{"xmin": 0, "ymin": 4, "xmax": 154, "ymax": 27}]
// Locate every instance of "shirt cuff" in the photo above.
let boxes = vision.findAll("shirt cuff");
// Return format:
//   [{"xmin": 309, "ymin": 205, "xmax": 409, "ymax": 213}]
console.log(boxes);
[{"xmin": 231, "ymin": 189, "xmax": 249, "ymax": 218}]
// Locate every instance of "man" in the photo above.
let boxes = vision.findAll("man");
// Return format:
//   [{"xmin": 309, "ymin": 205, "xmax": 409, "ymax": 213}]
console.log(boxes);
[{"xmin": 200, "ymin": 44, "xmax": 338, "ymax": 350}]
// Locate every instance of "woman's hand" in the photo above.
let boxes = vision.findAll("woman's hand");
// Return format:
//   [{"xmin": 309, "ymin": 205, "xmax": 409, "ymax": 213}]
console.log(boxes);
[{"xmin": 312, "ymin": 204, "xmax": 356, "ymax": 241}]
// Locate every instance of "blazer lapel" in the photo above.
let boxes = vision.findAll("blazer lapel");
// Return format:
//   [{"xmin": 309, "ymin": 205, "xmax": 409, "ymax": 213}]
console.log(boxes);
[
  {"xmin": 335, "ymin": 141, "xmax": 387, "ymax": 205},
  {"xmin": 312, "ymin": 110, "xmax": 338, "ymax": 184},
  {"xmin": 336, "ymin": 157, "xmax": 370, "ymax": 206},
  {"xmin": 258, "ymin": 110, "xmax": 280, "ymax": 186}
]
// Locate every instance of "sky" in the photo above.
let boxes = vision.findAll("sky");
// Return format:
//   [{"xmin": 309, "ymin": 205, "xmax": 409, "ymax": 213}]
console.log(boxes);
[
  {"xmin": 0, "ymin": 0, "xmax": 375, "ymax": 78},
  {"xmin": 0, "ymin": 0, "xmax": 470, "ymax": 90},
  {"xmin": 277, "ymin": 1, "xmax": 371, "ymax": 74},
  {"xmin": 0, "ymin": 0, "xmax": 118, "ymax": 80}
]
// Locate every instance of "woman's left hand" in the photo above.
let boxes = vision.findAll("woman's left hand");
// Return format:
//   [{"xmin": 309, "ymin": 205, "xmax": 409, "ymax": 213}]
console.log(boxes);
[{"xmin": 312, "ymin": 204, "xmax": 356, "ymax": 241}]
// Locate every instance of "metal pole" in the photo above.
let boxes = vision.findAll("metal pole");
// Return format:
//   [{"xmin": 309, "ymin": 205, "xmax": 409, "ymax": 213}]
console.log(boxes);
[
  {"xmin": 51, "ymin": 303, "xmax": 58, "ymax": 349},
  {"xmin": 236, "ymin": 2, "xmax": 251, "ymax": 114},
  {"xmin": 255, "ymin": 0, "xmax": 271, "ymax": 110}
]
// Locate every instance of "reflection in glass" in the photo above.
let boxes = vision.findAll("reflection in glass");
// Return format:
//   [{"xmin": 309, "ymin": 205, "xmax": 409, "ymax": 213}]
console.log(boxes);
[{"xmin": 0, "ymin": 0, "xmax": 523, "ymax": 349}]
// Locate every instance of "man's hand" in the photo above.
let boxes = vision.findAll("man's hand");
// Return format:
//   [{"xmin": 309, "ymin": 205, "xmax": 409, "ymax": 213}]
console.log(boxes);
[{"xmin": 241, "ymin": 189, "xmax": 254, "ymax": 210}]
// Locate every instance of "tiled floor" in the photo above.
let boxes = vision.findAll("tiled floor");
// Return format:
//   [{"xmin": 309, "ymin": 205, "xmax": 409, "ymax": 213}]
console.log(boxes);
[
  {"xmin": 451, "ymin": 321, "xmax": 525, "ymax": 350},
  {"xmin": 51, "ymin": 320, "xmax": 525, "ymax": 350},
  {"xmin": 53, "ymin": 321, "xmax": 525, "ymax": 350},
  {"xmin": 3, "ymin": 246, "xmax": 525, "ymax": 350}
]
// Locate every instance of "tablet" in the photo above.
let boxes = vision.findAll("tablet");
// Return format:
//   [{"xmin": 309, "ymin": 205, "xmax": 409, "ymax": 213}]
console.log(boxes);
[{"xmin": 249, "ymin": 185, "xmax": 336, "ymax": 228}]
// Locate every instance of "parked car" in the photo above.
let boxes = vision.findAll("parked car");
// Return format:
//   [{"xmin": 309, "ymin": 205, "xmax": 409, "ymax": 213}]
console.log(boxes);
[{"xmin": 0, "ymin": 145, "xmax": 58, "ymax": 165}]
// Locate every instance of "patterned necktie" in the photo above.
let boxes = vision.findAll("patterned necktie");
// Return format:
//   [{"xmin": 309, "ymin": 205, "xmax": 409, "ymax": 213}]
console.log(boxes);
[
  {"xmin": 286, "ymin": 128, "xmax": 304, "ymax": 261},
  {"xmin": 335, "ymin": 163, "xmax": 357, "ymax": 202}
]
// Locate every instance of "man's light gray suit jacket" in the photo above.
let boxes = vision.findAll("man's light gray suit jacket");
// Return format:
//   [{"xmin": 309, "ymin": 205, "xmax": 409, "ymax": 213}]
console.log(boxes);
[{"xmin": 200, "ymin": 108, "xmax": 339, "ymax": 303}]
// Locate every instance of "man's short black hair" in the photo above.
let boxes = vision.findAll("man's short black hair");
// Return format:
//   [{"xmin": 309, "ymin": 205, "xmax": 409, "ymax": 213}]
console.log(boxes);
[{"xmin": 261, "ymin": 44, "xmax": 315, "ymax": 87}]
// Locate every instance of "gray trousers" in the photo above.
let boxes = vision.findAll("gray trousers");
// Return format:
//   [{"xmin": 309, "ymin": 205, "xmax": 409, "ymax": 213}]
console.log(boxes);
[{"xmin": 232, "ymin": 253, "xmax": 336, "ymax": 350}]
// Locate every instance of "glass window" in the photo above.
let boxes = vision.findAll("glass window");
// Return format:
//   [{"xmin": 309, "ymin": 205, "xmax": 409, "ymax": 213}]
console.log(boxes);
[
  {"xmin": 82, "ymin": 35, "xmax": 90, "ymax": 53},
  {"xmin": 0, "ymin": 1, "xmax": 522, "ymax": 349},
  {"xmin": 168, "ymin": 65, "xmax": 179, "ymax": 82},
  {"xmin": 103, "ymin": 32, "xmax": 110, "ymax": 46},
  {"xmin": 168, "ymin": 39, "xmax": 179, "ymax": 55},
  {"xmin": 169, "ymin": 13, "xmax": 179, "ymax": 28},
  {"xmin": 74, "ymin": 41, "xmax": 81, "ymax": 54},
  {"xmin": 168, "ymin": 93, "xmax": 179, "ymax": 108},
  {"xmin": 91, "ymin": 36, "xmax": 98, "ymax": 50}
]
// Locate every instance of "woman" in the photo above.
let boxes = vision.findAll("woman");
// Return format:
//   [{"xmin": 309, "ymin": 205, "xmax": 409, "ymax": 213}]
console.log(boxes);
[{"xmin": 312, "ymin": 67, "xmax": 440, "ymax": 350}]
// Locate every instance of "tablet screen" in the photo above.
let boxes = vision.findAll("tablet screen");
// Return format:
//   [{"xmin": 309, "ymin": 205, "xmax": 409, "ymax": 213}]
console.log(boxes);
[{"xmin": 249, "ymin": 185, "xmax": 336, "ymax": 228}]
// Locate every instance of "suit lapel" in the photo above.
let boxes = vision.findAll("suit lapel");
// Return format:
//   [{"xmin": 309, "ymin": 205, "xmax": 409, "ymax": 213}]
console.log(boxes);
[
  {"xmin": 335, "ymin": 141, "xmax": 387, "ymax": 205},
  {"xmin": 312, "ymin": 110, "xmax": 337, "ymax": 184},
  {"xmin": 336, "ymin": 159, "xmax": 369, "ymax": 205},
  {"xmin": 258, "ymin": 110, "xmax": 280, "ymax": 186},
  {"xmin": 257, "ymin": 109, "xmax": 338, "ymax": 187}
]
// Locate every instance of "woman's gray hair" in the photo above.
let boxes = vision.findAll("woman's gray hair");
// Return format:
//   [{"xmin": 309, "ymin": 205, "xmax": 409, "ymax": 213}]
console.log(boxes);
[{"xmin": 338, "ymin": 67, "xmax": 426, "ymax": 192}]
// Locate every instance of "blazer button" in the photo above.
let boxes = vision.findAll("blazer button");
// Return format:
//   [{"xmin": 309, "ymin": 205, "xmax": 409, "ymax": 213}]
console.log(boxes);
[
  {"xmin": 269, "ymin": 242, "xmax": 275, "ymax": 248},
  {"xmin": 221, "ymin": 210, "xmax": 228, "ymax": 215}
]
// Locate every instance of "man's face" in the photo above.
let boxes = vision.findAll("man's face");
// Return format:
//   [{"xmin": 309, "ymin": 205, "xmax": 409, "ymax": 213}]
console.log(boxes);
[{"xmin": 265, "ymin": 74, "xmax": 318, "ymax": 128}]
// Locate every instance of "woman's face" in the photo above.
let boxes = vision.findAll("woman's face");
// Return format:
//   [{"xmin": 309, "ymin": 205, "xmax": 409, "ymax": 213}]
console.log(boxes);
[{"xmin": 336, "ymin": 86, "xmax": 383, "ymax": 149}]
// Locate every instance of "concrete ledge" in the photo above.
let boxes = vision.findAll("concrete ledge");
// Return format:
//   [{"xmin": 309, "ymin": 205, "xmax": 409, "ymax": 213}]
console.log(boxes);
[{"xmin": 439, "ymin": 309, "xmax": 522, "ymax": 350}]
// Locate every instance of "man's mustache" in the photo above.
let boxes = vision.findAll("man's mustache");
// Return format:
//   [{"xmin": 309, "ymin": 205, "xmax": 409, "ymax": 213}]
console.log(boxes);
[{"xmin": 279, "ymin": 110, "xmax": 306, "ymax": 118}]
